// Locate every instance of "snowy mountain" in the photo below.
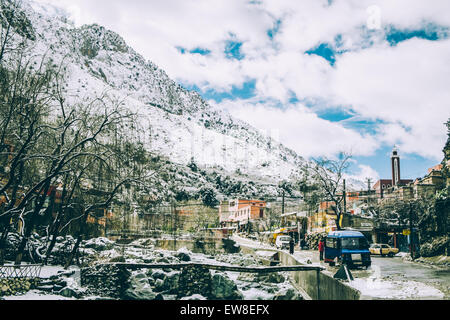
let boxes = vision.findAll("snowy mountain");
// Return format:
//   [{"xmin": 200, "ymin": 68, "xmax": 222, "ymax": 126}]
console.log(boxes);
[
  {"xmin": 20, "ymin": 1, "xmax": 306, "ymax": 181},
  {"xmin": 4, "ymin": 1, "xmax": 366, "ymax": 200}
]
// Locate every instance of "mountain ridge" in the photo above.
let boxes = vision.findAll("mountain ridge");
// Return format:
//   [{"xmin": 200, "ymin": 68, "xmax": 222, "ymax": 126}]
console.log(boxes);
[{"xmin": 3, "ymin": 0, "xmax": 365, "ymax": 202}]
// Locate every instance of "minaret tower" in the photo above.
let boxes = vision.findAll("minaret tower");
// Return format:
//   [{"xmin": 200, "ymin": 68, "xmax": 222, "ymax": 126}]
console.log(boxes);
[{"xmin": 391, "ymin": 146, "xmax": 401, "ymax": 187}]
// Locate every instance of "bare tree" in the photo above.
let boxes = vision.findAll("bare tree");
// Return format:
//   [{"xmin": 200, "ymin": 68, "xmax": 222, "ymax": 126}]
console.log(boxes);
[
  {"xmin": 0, "ymin": 0, "xmax": 35, "ymax": 65},
  {"xmin": 308, "ymin": 152, "xmax": 352, "ymax": 230}
]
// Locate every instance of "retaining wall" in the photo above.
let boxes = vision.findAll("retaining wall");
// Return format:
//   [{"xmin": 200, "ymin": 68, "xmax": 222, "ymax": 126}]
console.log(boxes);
[
  {"xmin": 152, "ymin": 238, "xmax": 360, "ymax": 300},
  {"xmin": 240, "ymin": 244, "xmax": 360, "ymax": 300}
]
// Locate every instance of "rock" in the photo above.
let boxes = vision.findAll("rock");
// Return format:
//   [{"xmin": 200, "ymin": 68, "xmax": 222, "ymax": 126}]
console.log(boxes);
[
  {"xmin": 162, "ymin": 272, "xmax": 180, "ymax": 294},
  {"xmin": 258, "ymin": 273, "xmax": 285, "ymax": 284},
  {"xmin": 37, "ymin": 285, "xmax": 54, "ymax": 292},
  {"xmin": 59, "ymin": 287, "xmax": 79, "ymax": 298},
  {"xmin": 180, "ymin": 294, "xmax": 207, "ymax": 300},
  {"xmin": 156, "ymin": 257, "xmax": 170, "ymax": 264},
  {"xmin": 83, "ymin": 237, "xmax": 115, "ymax": 251},
  {"xmin": 222, "ymin": 238, "xmax": 241, "ymax": 253},
  {"xmin": 419, "ymin": 236, "xmax": 449, "ymax": 257},
  {"xmin": 177, "ymin": 265, "xmax": 212, "ymax": 299},
  {"xmin": 154, "ymin": 293, "xmax": 164, "ymax": 300},
  {"xmin": 124, "ymin": 273, "xmax": 156, "ymax": 300},
  {"xmin": 176, "ymin": 252, "xmax": 191, "ymax": 262},
  {"xmin": 53, "ymin": 285, "xmax": 64, "ymax": 292},
  {"xmin": 210, "ymin": 273, "xmax": 243, "ymax": 300},
  {"xmin": 273, "ymin": 288, "xmax": 302, "ymax": 300},
  {"xmin": 153, "ymin": 279, "xmax": 165, "ymax": 292},
  {"xmin": 151, "ymin": 270, "xmax": 166, "ymax": 280},
  {"xmin": 265, "ymin": 286, "xmax": 277, "ymax": 294},
  {"xmin": 237, "ymin": 273, "xmax": 257, "ymax": 282},
  {"xmin": 110, "ymin": 256, "xmax": 126, "ymax": 263},
  {"xmin": 133, "ymin": 272, "xmax": 147, "ymax": 280}
]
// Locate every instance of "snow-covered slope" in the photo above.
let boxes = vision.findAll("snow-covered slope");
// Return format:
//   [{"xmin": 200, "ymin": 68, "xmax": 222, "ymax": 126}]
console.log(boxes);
[{"xmin": 15, "ymin": 0, "xmax": 306, "ymax": 185}]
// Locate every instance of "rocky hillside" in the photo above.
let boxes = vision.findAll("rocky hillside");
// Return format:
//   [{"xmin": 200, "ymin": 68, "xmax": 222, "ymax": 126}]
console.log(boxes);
[
  {"xmin": 19, "ymin": 1, "xmax": 304, "ymax": 177},
  {"xmin": 2, "ymin": 1, "xmax": 364, "ymax": 201}
]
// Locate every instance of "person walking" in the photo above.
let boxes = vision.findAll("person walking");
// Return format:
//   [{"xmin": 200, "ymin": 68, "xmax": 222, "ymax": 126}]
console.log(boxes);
[
  {"xmin": 318, "ymin": 239, "xmax": 325, "ymax": 261},
  {"xmin": 289, "ymin": 238, "xmax": 295, "ymax": 255}
]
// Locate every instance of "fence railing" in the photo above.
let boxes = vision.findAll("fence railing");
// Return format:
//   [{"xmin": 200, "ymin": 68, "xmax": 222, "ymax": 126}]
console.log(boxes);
[
  {"xmin": 103, "ymin": 262, "xmax": 325, "ymax": 273},
  {"xmin": 0, "ymin": 264, "xmax": 43, "ymax": 279}
]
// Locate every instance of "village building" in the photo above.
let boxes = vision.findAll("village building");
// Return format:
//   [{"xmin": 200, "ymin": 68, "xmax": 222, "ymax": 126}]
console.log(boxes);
[
  {"xmin": 373, "ymin": 147, "xmax": 413, "ymax": 198},
  {"xmin": 307, "ymin": 201, "xmax": 338, "ymax": 234},
  {"xmin": 219, "ymin": 199, "xmax": 266, "ymax": 231}
]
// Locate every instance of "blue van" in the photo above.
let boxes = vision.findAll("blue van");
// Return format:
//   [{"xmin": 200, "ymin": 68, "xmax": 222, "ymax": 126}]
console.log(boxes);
[{"xmin": 324, "ymin": 230, "xmax": 371, "ymax": 269}]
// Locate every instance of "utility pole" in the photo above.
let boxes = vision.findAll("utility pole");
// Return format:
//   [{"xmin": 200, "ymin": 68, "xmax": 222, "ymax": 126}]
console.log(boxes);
[
  {"xmin": 343, "ymin": 179, "xmax": 347, "ymax": 214},
  {"xmin": 340, "ymin": 179, "xmax": 347, "ymax": 230},
  {"xmin": 366, "ymin": 178, "xmax": 372, "ymax": 207},
  {"xmin": 409, "ymin": 201, "xmax": 414, "ymax": 260}
]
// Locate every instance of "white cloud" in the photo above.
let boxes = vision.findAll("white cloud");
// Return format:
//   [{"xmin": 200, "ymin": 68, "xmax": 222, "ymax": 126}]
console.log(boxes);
[
  {"xmin": 33, "ymin": 0, "xmax": 450, "ymax": 164},
  {"xmin": 331, "ymin": 38, "xmax": 450, "ymax": 160},
  {"xmin": 345, "ymin": 164, "xmax": 380, "ymax": 185},
  {"xmin": 215, "ymin": 99, "xmax": 380, "ymax": 159}
]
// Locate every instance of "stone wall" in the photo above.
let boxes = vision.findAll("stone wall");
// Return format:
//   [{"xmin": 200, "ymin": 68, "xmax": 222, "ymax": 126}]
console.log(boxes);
[{"xmin": 0, "ymin": 278, "xmax": 40, "ymax": 297}]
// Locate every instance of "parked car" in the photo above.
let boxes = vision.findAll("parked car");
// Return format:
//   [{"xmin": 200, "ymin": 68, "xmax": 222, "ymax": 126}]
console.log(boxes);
[
  {"xmin": 275, "ymin": 235, "xmax": 292, "ymax": 250},
  {"xmin": 324, "ymin": 231, "xmax": 371, "ymax": 269},
  {"xmin": 369, "ymin": 244, "xmax": 399, "ymax": 257}
]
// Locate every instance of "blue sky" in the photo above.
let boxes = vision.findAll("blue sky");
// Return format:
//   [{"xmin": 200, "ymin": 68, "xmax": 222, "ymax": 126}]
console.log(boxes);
[
  {"xmin": 40, "ymin": 0, "xmax": 450, "ymax": 185},
  {"xmin": 176, "ymin": 21, "xmax": 449, "ymax": 183}
]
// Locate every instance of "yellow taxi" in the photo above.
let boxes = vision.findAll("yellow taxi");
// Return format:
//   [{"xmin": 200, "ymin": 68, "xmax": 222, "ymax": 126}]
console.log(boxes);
[{"xmin": 369, "ymin": 244, "xmax": 399, "ymax": 257}]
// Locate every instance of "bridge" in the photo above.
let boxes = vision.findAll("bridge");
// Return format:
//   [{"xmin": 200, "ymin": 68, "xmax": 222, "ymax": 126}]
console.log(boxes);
[{"xmin": 102, "ymin": 262, "xmax": 325, "ymax": 273}]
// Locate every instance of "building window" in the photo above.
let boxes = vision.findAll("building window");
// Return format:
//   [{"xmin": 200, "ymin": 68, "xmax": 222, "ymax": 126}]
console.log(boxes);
[{"xmin": 259, "ymin": 209, "xmax": 263, "ymax": 218}]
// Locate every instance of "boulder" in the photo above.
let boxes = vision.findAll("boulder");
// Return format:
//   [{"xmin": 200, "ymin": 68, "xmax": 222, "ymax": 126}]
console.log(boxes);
[
  {"xmin": 154, "ymin": 293, "xmax": 164, "ymax": 300},
  {"xmin": 177, "ymin": 265, "xmax": 212, "ymax": 298},
  {"xmin": 123, "ymin": 273, "xmax": 156, "ymax": 300},
  {"xmin": 273, "ymin": 288, "xmax": 303, "ymax": 300},
  {"xmin": 237, "ymin": 273, "xmax": 257, "ymax": 282},
  {"xmin": 83, "ymin": 237, "xmax": 115, "ymax": 251},
  {"xmin": 419, "ymin": 236, "xmax": 449, "ymax": 257},
  {"xmin": 210, "ymin": 273, "xmax": 243, "ymax": 300},
  {"xmin": 258, "ymin": 273, "xmax": 285, "ymax": 284},
  {"xmin": 58, "ymin": 287, "xmax": 79, "ymax": 298},
  {"xmin": 176, "ymin": 252, "xmax": 191, "ymax": 262},
  {"xmin": 151, "ymin": 270, "xmax": 166, "ymax": 280},
  {"xmin": 156, "ymin": 257, "xmax": 170, "ymax": 264},
  {"xmin": 153, "ymin": 279, "xmax": 165, "ymax": 292}
]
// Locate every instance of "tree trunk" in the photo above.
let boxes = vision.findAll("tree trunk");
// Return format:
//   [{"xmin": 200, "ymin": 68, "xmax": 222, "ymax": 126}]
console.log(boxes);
[
  {"xmin": 14, "ymin": 183, "xmax": 51, "ymax": 265},
  {"xmin": 65, "ymin": 209, "xmax": 87, "ymax": 269},
  {"xmin": 0, "ymin": 224, "xmax": 11, "ymax": 264},
  {"xmin": 65, "ymin": 234, "xmax": 83, "ymax": 270}
]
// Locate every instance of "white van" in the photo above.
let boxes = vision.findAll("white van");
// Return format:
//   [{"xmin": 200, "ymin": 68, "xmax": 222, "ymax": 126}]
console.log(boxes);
[{"xmin": 275, "ymin": 235, "xmax": 292, "ymax": 250}]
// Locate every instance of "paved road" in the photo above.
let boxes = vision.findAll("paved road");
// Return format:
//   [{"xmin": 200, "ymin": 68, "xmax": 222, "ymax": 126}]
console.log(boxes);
[
  {"xmin": 353, "ymin": 256, "xmax": 450, "ymax": 299},
  {"xmin": 233, "ymin": 235, "xmax": 449, "ymax": 299},
  {"xmin": 299, "ymin": 250, "xmax": 450, "ymax": 299}
]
